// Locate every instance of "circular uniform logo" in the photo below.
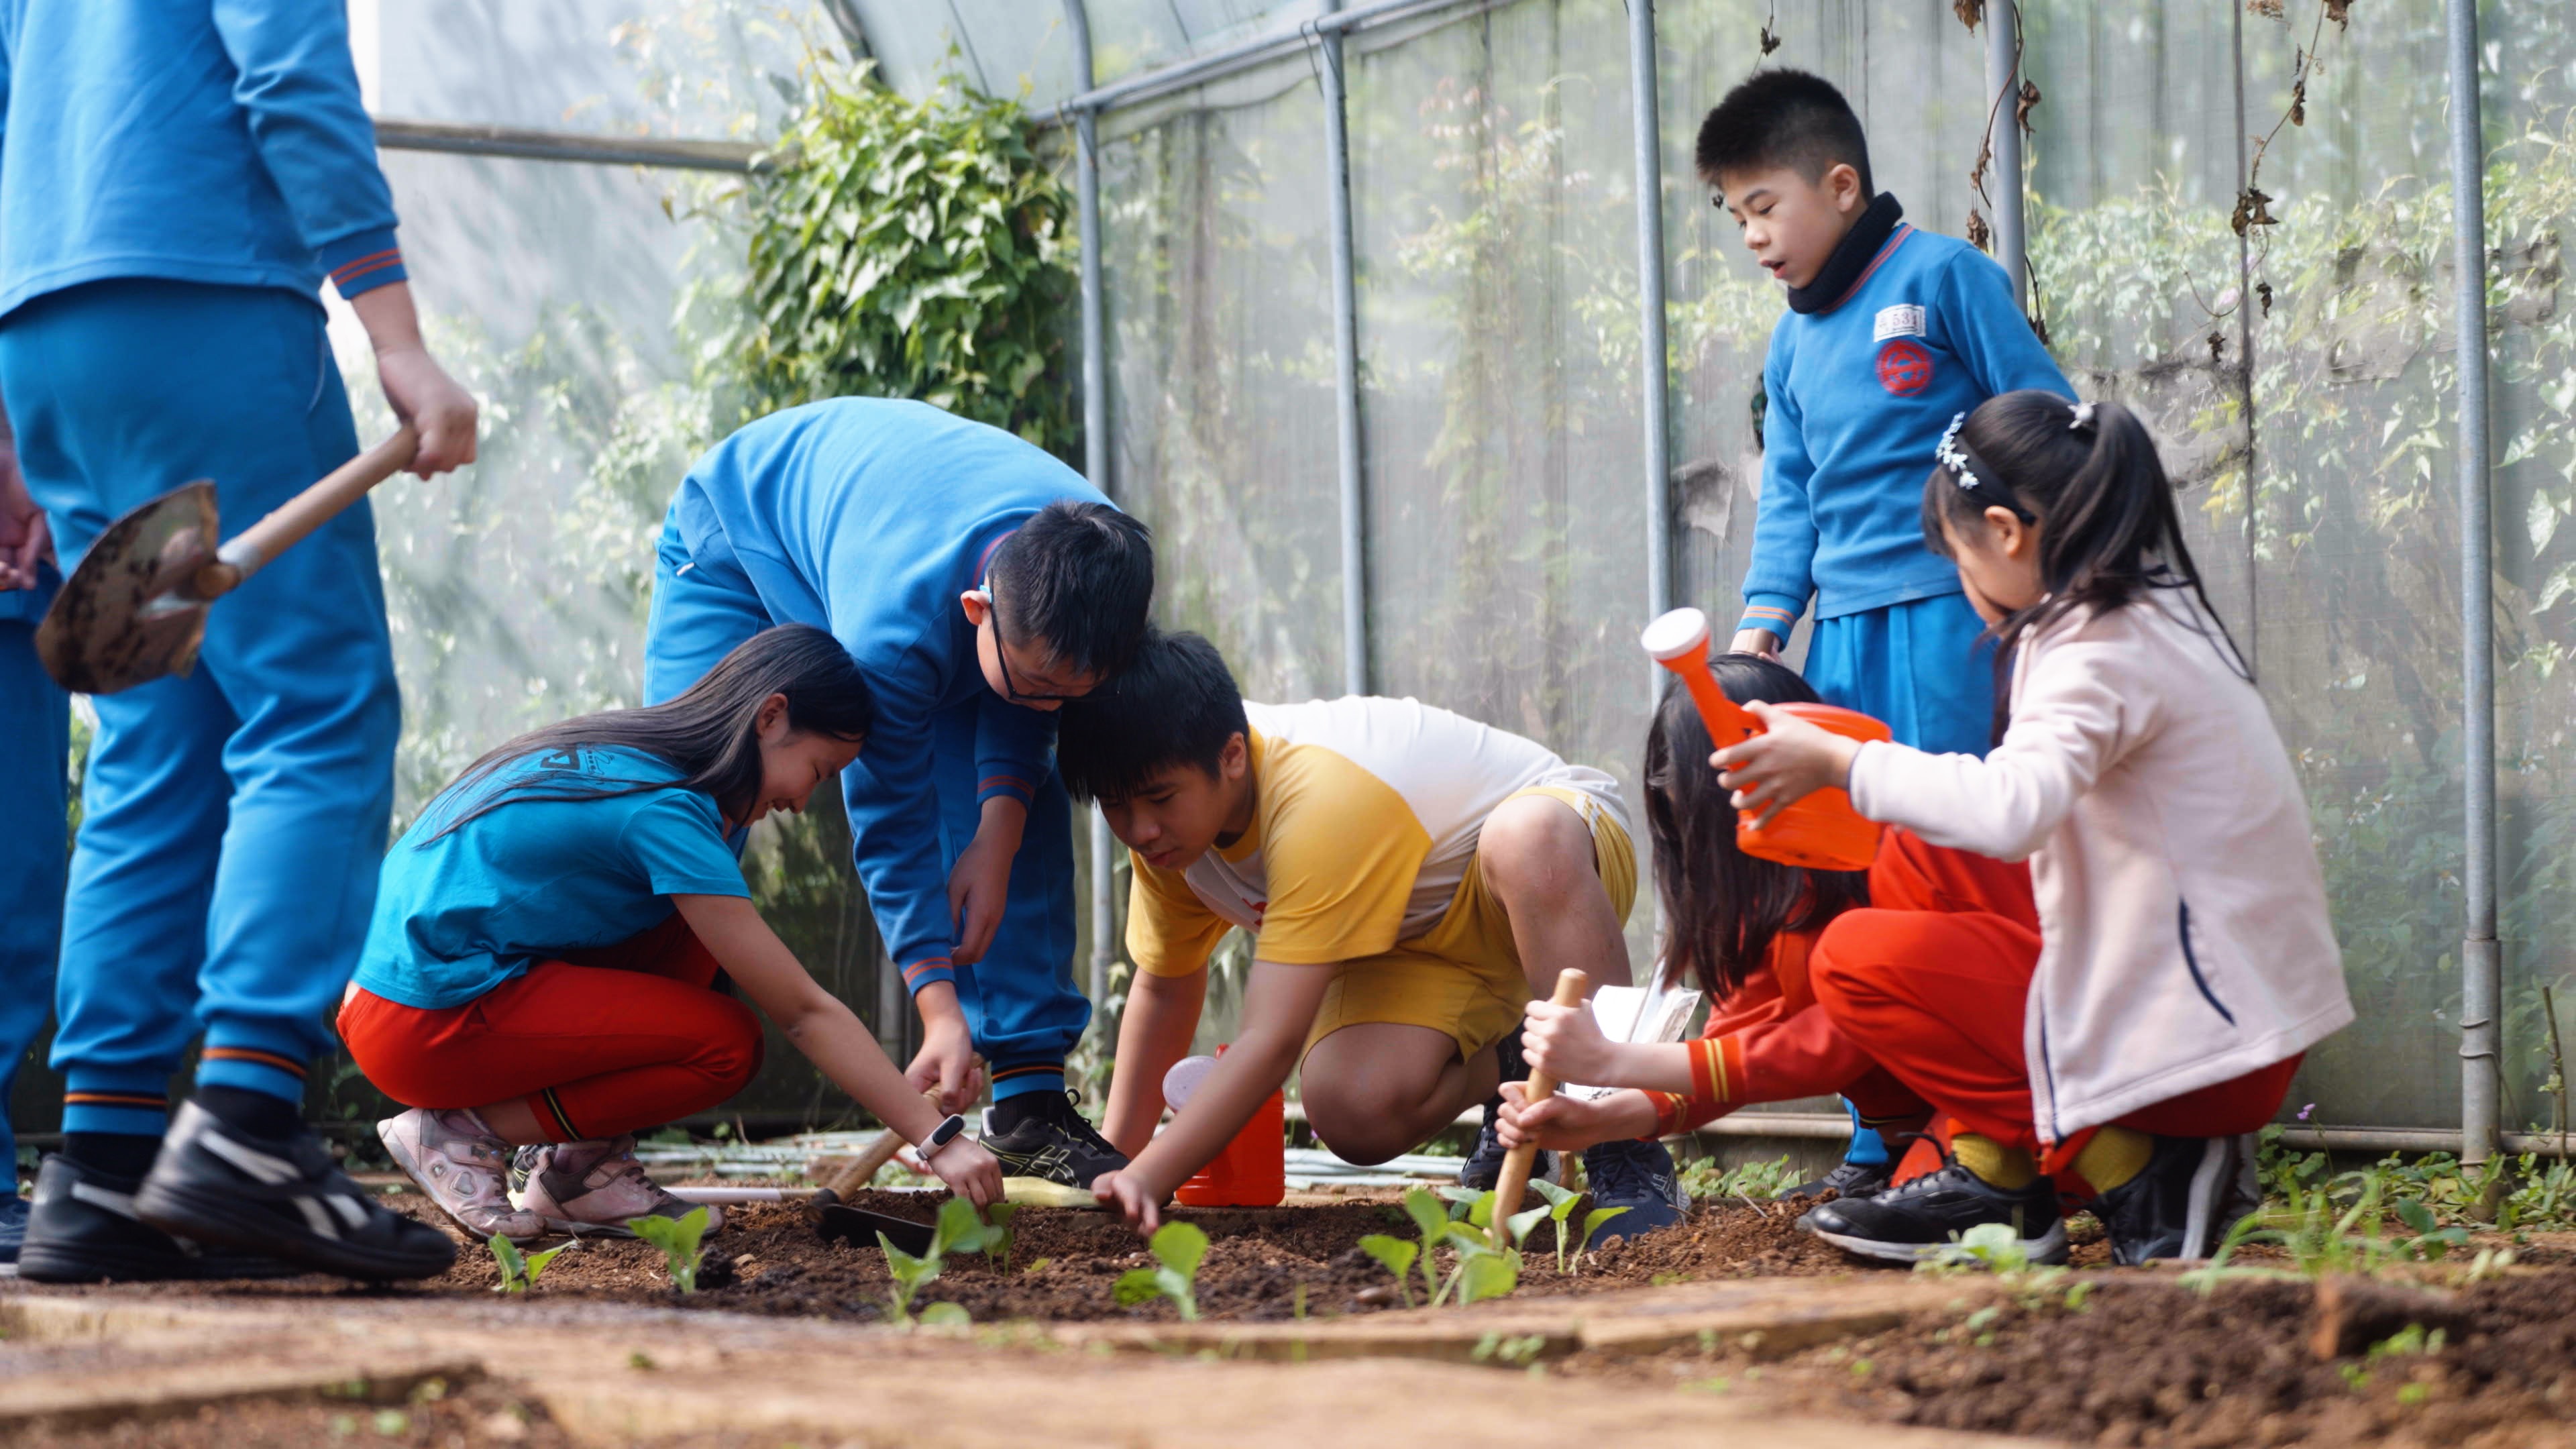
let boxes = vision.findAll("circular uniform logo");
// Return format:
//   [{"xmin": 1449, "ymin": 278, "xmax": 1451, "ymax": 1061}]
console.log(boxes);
[{"xmin": 1877, "ymin": 339, "xmax": 1934, "ymax": 396}]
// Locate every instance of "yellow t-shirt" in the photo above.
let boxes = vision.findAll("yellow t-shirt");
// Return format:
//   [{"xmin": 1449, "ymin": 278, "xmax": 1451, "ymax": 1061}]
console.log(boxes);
[{"xmin": 1126, "ymin": 696, "xmax": 1627, "ymax": 975}]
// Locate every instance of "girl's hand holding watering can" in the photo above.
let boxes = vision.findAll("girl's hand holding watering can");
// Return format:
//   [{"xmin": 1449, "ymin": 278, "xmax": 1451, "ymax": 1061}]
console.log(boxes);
[{"xmin": 1713, "ymin": 700, "xmax": 1867, "ymax": 830}]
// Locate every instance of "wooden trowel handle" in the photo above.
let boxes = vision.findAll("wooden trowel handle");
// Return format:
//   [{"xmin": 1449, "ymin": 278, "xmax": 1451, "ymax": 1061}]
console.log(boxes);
[
  {"xmin": 193, "ymin": 427, "xmax": 418, "ymax": 598},
  {"xmin": 814, "ymin": 1087, "xmax": 943, "ymax": 1205},
  {"xmin": 1491, "ymin": 967, "xmax": 1589, "ymax": 1245}
]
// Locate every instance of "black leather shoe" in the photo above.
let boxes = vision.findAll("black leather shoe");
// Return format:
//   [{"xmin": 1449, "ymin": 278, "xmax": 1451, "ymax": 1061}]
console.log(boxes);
[
  {"xmin": 2092, "ymin": 1132, "xmax": 2259, "ymax": 1265},
  {"xmin": 16, "ymin": 1154, "xmax": 303, "ymax": 1283},
  {"xmin": 133, "ymin": 1102, "xmax": 456, "ymax": 1281},
  {"xmin": 1799, "ymin": 1159, "xmax": 2067, "ymax": 1267}
]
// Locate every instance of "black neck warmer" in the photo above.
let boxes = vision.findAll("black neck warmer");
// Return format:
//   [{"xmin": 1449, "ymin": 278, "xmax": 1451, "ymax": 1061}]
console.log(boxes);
[{"xmin": 1784, "ymin": 192, "xmax": 1905, "ymax": 315}]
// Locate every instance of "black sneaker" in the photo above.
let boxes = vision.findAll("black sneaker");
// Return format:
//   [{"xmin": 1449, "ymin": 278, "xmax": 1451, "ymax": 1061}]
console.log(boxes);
[
  {"xmin": 1799, "ymin": 1159, "xmax": 2067, "ymax": 1266},
  {"xmin": 1580, "ymin": 1138, "xmax": 1688, "ymax": 1242},
  {"xmin": 1460, "ymin": 1030, "xmax": 1552, "ymax": 1192},
  {"xmin": 0, "ymin": 1193, "xmax": 25, "ymax": 1266},
  {"xmin": 2091, "ymin": 1132, "xmax": 2259, "ymax": 1265},
  {"xmin": 132, "ymin": 1102, "xmax": 457, "ymax": 1281},
  {"xmin": 16, "ymin": 1155, "xmax": 303, "ymax": 1284},
  {"xmin": 1782, "ymin": 1159, "xmax": 1894, "ymax": 1201},
  {"xmin": 979, "ymin": 1089, "xmax": 1129, "ymax": 1187}
]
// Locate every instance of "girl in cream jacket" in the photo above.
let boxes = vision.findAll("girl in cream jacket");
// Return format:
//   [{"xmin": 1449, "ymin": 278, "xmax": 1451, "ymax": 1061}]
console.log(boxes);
[{"xmin": 1715, "ymin": 390, "xmax": 2349, "ymax": 1269}]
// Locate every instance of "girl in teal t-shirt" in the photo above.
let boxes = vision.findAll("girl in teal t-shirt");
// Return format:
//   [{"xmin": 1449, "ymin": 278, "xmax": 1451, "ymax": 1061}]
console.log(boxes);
[{"xmin": 343, "ymin": 625, "xmax": 1002, "ymax": 1241}]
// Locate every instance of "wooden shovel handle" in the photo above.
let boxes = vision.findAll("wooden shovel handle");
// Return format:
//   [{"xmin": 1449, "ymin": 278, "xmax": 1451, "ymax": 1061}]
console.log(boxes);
[
  {"xmin": 817, "ymin": 1087, "xmax": 942, "ymax": 1202},
  {"xmin": 1491, "ymin": 967, "xmax": 1590, "ymax": 1245},
  {"xmin": 192, "ymin": 427, "xmax": 418, "ymax": 598}
]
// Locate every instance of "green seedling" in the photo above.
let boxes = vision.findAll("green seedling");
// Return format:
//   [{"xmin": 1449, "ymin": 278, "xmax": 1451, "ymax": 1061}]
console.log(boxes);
[
  {"xmin": 1356, "ymin": 1233, "xmax": 1419, "ymax": 1308},
  {"xmin": 1429, "ymin": 1219, "xmax": 1521, "ymax": 1307},
  {"xmin": 1114, "ymin": 1220, "xmax": 1208, "ymax": 1321},
  {"xmin": 1572, "ymin": 1203, "xmax": 1630, "ymax": 1270},
  {"xmin": 1526, "ymin": 1179, "xmax": 1585, "ymax": 1273},
  {"xmin": 882, "ymin": 1196, "xmax": 1000, "ymax": 1326},
  {"xmin": 487, "ymin": 1236, "xmax": 570, "ymax": 1295},
  {"xmin": 626, "ymin": 1207, "xmax": 710, "ymax": 1295},
  {"xmin": 1401, "ymin": 1188, "xmax": 1453, "ymax": 1302},
  {"xmin": 983, "ymin": 1202, "xmax": 1021, "ymax": 1275},
  {"xmin": 1678, "ymin": 1152, "xmax": 1801, "ymax": 1203}
]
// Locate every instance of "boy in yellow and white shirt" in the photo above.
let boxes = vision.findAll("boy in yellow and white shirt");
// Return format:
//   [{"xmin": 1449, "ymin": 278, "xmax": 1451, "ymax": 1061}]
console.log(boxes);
[{"xmin": 1058, "ymin": 631, "xmax": 1685, "ymax": 1236}]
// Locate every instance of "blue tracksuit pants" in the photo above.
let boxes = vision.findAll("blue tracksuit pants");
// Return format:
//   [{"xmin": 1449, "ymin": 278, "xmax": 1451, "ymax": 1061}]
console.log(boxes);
[
  {"xmin": 0, "ymin": 583, "xmax": 70, "ymax": 1175},
  {"xmin": 0, "ymin": 278, "xmax": 400, "ymax": 1135},
  {"xmin": 1803, "ymin": 592, "xmax": 1998, "ymax": 760},
  {"xmin": 641, "ymin": 531, "xmax": 1087, "ymax": 1098}
]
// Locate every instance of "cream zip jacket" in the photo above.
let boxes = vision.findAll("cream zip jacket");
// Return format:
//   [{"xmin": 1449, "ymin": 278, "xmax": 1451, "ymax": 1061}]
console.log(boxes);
[{"xmin": 1845, "ymin": 588, "xmax": 2351, "ymax": 1140}]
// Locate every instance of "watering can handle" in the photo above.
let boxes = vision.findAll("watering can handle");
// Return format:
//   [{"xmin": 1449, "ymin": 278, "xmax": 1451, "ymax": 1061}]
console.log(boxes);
[{"xmin": 194, "ymin": 427, "xmax": 420, "ymax": 597}]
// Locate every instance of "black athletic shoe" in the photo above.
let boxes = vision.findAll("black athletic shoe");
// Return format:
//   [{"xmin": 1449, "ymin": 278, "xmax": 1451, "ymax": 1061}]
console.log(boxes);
[
  {"xmin": 1799, "ymin": 1159, "xmax": 2067, "ymax": 1267},
  {"xmin": 1782, "ymin": 1159, "xmax": 1894, "ymax": 1201},
  {"xmin": 16, "ymin": 1155, "xmax": 303, "ymax": 1284},
  {"xmin": 979, "ymin": 1089, "xmax": 1129, "ymax": 1187},
  {"xmin": 0, "ymin": 1193, "xmax": 25, "ymax": 1265},
  {"xmin": 1460, "ymin": 1030, "xmax": 1552, "ymax": 1192},
  {"xmin": 132, "ymin": 1102, "xmax": 457, "ymax": 1281},
  {"xmin": 1580, "ymin": 1138, "xmax": 1688, "ymax": 1242},
  {"xmin": 2091, "ymin": 1132, "xmax": 2260, "ymax": 1266}
]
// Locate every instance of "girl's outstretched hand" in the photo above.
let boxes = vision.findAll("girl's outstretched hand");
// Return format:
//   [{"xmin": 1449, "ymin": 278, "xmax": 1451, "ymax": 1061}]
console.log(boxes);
[
  {"xmin": 928, "ymin": 1137, "xmax": 1005, "ymax": 1210},
  {"xmin": 1520, "ymin": 997, "xmax": 1619, "ymax": 1087},
  {"xmin": 1711, "ymin": 699, "xmax": 1864, "ymax": 828},
  {"xmin": 1092, "ymin": 1169, "xmax": 1164, "ymax": 1234}
]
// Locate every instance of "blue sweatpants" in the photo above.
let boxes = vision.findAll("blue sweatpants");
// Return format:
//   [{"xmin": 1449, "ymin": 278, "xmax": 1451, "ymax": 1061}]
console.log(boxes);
[
  {"xmin": 0, "ymin": 279, "xmax": 400, "ymax": 1135},
  {"xmin": 1804, "ymin": 592, "xmax": 1998, "ymax": 759},
  {"xmin": 0, "ymin": 582, "xmax": 70, "ymax": 1177},
  {"xmin": 642, "ymin": 527, "xmax": 1087, "ymax": 1100}
]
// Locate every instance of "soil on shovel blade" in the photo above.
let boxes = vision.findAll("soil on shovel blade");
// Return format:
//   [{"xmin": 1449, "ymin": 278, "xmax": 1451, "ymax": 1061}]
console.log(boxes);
[{"xmin": 402, "ymin": 1187, "xmax": 1866, "ymax": 1323}]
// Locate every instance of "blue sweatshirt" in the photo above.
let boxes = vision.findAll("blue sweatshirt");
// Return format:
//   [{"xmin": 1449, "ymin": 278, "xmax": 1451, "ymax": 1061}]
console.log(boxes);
[
  {"xmin": 1736, "ymin": 224, "xmax": 2068, "ymax": 639},
  {"xmin": 0, "ymin": 0, "xmax": 409, "ymax": 320},
  {"xmin": 666, "ymin": 399, "xmax": 1110, "ymax": 995}
]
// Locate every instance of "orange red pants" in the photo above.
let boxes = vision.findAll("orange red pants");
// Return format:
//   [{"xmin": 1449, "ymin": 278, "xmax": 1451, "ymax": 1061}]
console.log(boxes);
[
  {"xmin": 1811, "ymin": 834, "xmax": 2296, "ymax": 1188},
  {"xmin": 338, "ymin": 914, "xmax": 764, "ymax": 1142}
]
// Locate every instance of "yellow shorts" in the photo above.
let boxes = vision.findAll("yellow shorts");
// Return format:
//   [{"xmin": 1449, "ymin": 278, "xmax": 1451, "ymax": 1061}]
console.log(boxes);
[{"xmin": 1303, "ymin": 784, "xmax": 1637, "ymax": 1063}]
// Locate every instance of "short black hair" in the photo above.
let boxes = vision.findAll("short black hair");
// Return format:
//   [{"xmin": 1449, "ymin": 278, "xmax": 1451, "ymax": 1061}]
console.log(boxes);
[
  {"xmin": 1055, "ymin": 629, "xmax": 1246, "ymax": 805},
  {"xmin": 987, "ymin": 500, "xmax": 1155, "ymax": 679},
  {"xmin": 1694, "ymin": 69, "xmax": 1874, "ymax": 199}
]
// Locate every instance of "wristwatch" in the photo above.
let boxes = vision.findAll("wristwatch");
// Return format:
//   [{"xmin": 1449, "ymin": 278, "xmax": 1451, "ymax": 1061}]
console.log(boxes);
[{"xmin": 916, "ymin": 1113, "xmax": 967, "ymax": 1164}]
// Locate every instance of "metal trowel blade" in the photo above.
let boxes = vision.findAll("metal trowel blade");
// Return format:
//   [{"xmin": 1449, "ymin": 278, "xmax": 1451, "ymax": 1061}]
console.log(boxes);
[
  {"xmin": 35, "ymin": 480, "xmax": 220, "ymax": 694},
  {"xmin": 816, "ymin": 1201, "xmax": 936, "ymax": 1257}
]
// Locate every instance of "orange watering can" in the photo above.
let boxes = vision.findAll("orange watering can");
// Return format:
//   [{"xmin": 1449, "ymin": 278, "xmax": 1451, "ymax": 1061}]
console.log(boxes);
[
  {"xmin": 1642, "ymin": 607, "xmax": 1890, "ymax": 872},
  {"xmin": 1164, "ymin": 1046, "xmax": 1286, "ymax": 1208}
]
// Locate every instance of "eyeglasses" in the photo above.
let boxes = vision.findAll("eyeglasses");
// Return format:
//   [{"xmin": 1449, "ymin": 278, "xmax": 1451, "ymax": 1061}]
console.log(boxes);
[{"xmin": 979, "ymin": 580, "xmax": 1091, "ymax": 704}]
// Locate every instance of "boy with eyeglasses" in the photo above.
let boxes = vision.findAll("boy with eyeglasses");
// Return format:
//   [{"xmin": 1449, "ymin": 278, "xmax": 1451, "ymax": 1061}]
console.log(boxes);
[{"xmin": 636, "ymin": 398, "xmax": 1153, "ymax": 1185}]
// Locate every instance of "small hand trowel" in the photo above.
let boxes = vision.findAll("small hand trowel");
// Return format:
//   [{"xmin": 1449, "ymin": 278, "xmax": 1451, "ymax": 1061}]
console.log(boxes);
[
  {"xmin": 806, "ymin": 1087, "xmax": 942, "ymax": 1256},
  {"xmin": 36, "ymin": 428, "xmax": 418, "ymax": 695}
]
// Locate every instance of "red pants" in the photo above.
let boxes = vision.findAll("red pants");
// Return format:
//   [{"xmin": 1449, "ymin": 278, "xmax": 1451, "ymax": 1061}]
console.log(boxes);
[
  {"xmin": 1811, "ymin": 837, "xmax": 2295, "ymax": 1188},
  {"xmin": 338, "ymin": 914, "xmax": 765, "ymax": 1142}
]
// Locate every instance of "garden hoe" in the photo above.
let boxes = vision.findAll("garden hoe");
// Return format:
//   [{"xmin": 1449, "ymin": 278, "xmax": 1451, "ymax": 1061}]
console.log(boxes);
[
  {"xmin": 1491, "ymin": 967, "xmax": 1590, "ymax": 1246},
  {"xmin": 35, "ymin": 428, "xmax": 418, "ymax": 695}
]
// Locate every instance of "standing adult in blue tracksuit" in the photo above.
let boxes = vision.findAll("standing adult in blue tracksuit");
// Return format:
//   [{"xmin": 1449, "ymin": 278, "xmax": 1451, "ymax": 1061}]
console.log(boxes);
[
  {"xmin": 1, "ymin": 0, "xmax": 474, "ymax": 1283},
  {"xmin": 0, "ymin": 442, "xmax": 66, "ymax": 1265},
  {"xmin": 644, "ymin": 398, "xmax": 1154, "ymax": 1185}
]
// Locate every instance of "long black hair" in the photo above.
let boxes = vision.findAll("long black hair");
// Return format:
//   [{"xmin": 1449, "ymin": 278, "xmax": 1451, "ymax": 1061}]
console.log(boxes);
[
  {"xmin": 1921, "ymin": 391, "xmax": 2249, "ymax": 729},
  {"xmin": 1646, "ymin": 654, "xmax": 1869, "ymax": 1001},
  {"xmin": 421, "ymin": 624, "xmax": 875, "ymax": 839}
]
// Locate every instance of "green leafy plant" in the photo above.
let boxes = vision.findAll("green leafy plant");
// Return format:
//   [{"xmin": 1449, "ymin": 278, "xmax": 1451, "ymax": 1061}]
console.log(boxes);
[
  {"xmin": 981, "ymin": 1202, "xmax": 1021, "ymax": 1275},
  {"xmin": 731, "ymin": 56, "xmax": 1075, "ymax": 452},
  {"xmin": 1572, "ymin": 1204, "xmax": 1631, "ymax": 1270},
  {"xmin": 1114, "ymin": 1221, "xmax": 1209, "ymax": 1322},
  {"xmin": 488, "ymin": 1236, "xmax": 570, "ymax": 1295},
  {"xmin": 1525, "ymin": 1179, "xmax": 1587, "ymax": 1274},
  {"xmin": 627, "ymin": 1208, "xmax": 711, "ymax": 1295},
  {"xmin": 881, "ymin": 1196, "xmax": 1000, "ymax": 1326},
  {"xmin": 1399, "ymin": 1189, "xmax": 1454, "ymax": 1303},
  {"xmin": 1678, "ymin": 1153, "xmax": 1803, "ymax": 1203},
  {"xmin": 1356, "ymin": 1232, "xmax": 1419, "ymax": 1308}
]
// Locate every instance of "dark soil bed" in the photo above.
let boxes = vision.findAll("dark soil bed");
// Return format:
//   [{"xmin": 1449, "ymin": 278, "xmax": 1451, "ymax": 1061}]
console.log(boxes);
[
  {"xmin": 408, "ymin": 1187, "xmax": 1870, "ymax": 1323},
  {"xmin": 1568, "ymin": 1269, "xmax": 2576, "ymax": 1448}
]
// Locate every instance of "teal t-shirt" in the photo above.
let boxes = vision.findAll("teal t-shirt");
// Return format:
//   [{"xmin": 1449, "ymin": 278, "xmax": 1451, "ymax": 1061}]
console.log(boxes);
[{"xmin": 354, "ymin": 745, "xmax": 751, "ymax": 1010}]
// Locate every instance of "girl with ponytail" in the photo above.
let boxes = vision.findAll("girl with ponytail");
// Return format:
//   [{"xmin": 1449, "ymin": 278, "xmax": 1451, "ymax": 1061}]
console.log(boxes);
[
  {"xmin": 341, "ymin": 625, "xmax": 1002, "ymax": 1244},
  {"xmin": 1714, "ymin": 391, "xmax": 2351, "ymax": 1269}
]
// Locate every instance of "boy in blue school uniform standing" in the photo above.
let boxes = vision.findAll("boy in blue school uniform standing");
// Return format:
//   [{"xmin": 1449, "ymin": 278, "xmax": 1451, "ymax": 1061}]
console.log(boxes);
[
  {"xmin": 1, "ymin": 0, "xmax": 479, "ymax": 1282},
  {"xmin": 1696, "ymin": 70, "xmax": 2071, "ymax": 1195},
  {"xmin": 643, "ymin": 398, "xmax": 1154, "ymax": 1186},
  {"xmin": 0, "ymin": 441, "xmax": 66, "ymax": 1265}
]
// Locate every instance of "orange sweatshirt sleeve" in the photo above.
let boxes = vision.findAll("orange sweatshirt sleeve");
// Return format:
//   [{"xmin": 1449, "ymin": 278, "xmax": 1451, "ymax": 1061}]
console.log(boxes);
[{"xmin": 1639, "ymin": 932, "xmax": 1877, "ymax": 1138}]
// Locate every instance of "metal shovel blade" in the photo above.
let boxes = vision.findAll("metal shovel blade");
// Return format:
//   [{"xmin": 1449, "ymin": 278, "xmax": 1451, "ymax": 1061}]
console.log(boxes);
[
  {"xmin": 34, "ymin": 480, "xmax": 222, "ymax": 695},
  {"xmin": 815, "ymin": 1201, "xmax": 936, "ymax": 1258}
]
